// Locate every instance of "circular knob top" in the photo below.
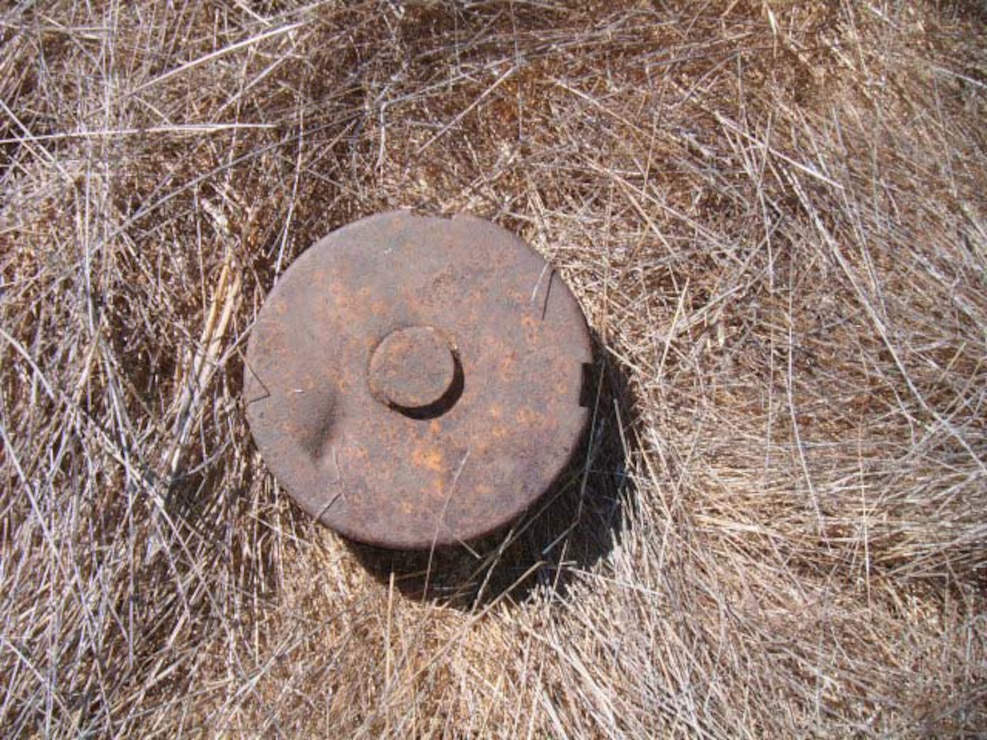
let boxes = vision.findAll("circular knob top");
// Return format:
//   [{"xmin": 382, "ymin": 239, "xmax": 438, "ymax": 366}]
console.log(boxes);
[{"xmin": 369, "ymin": 326, "xmax": 456, "ymax": 414}]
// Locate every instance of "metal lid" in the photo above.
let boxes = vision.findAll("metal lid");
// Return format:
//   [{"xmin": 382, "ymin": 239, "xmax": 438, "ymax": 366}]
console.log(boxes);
[{"xmin": 244, "ymin": 211, "xmax": 592, "ymax": 549}]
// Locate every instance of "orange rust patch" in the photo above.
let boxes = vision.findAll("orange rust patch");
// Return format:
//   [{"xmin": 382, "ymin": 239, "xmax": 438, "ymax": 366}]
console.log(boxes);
[
  {"xmin": 515, "ymin": 408, "xmax": 536, "ymax": 425},
  {"xmin": 412, "ymin": 446, "xmax": 445, "ymax": 473}
]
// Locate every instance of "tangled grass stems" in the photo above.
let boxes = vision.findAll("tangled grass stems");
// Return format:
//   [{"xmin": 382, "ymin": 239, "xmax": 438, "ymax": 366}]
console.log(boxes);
[{"xmin": 1, "ymin": 0, "xmax": 985, "ymax": 736}]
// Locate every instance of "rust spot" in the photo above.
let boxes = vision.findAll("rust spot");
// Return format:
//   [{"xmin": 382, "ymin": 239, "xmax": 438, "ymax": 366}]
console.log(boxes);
[
  {"xmin": 515, "ymin": 408, "xmax": 537, "ymax": 425},
  {"xmin": 412, "ymin": 445, "xmax": 445, "ymax": 473}
]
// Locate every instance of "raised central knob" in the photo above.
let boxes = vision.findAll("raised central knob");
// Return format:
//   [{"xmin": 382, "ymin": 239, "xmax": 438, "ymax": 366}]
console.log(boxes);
[{"xmin": 369, "ymin": 326, "xmax": 457, "ymax": 414}]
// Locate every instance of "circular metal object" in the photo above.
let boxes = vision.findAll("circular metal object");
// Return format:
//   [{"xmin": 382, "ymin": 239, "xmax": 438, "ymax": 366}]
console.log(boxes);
[
  {"xmin": 368, "ymin": 326, "xmax": 456, "ymax": 413},
  {"xmin": 244, "ymin": 211, "xmax": 592, "ymax": 550}
]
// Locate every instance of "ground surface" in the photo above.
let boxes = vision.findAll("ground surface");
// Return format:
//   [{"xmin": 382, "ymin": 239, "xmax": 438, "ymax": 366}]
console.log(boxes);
[{"xmin": 1, "ymin": 1, "xmax": 986, "ymax": 737}]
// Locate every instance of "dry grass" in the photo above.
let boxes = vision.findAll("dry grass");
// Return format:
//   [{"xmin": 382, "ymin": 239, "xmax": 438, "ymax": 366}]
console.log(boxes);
[{"xmin": 2, "ymin": 0, "xmax": 986, "ymax": 736}]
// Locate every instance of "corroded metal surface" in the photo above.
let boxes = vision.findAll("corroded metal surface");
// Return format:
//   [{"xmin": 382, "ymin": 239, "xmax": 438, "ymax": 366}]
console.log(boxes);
[
  {"xmin": 244, "ymin": 211, "xmax": 592, "ymax": 549},
  {"xmin": 368, "ymin": 326, "xmax": 458, "ymax": 415}
]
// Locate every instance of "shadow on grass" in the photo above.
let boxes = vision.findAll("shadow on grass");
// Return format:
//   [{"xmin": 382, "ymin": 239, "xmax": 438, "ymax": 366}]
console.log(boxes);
[{"xmin": 344, "ymin": 336, "xmax": 636, "ymax": 610}]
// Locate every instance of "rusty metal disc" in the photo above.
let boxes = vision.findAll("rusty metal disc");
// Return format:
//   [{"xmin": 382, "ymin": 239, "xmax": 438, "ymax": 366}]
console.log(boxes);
[{"xmin": 244, "ymin": 211, "xmax": 592, "ymax": 549}]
